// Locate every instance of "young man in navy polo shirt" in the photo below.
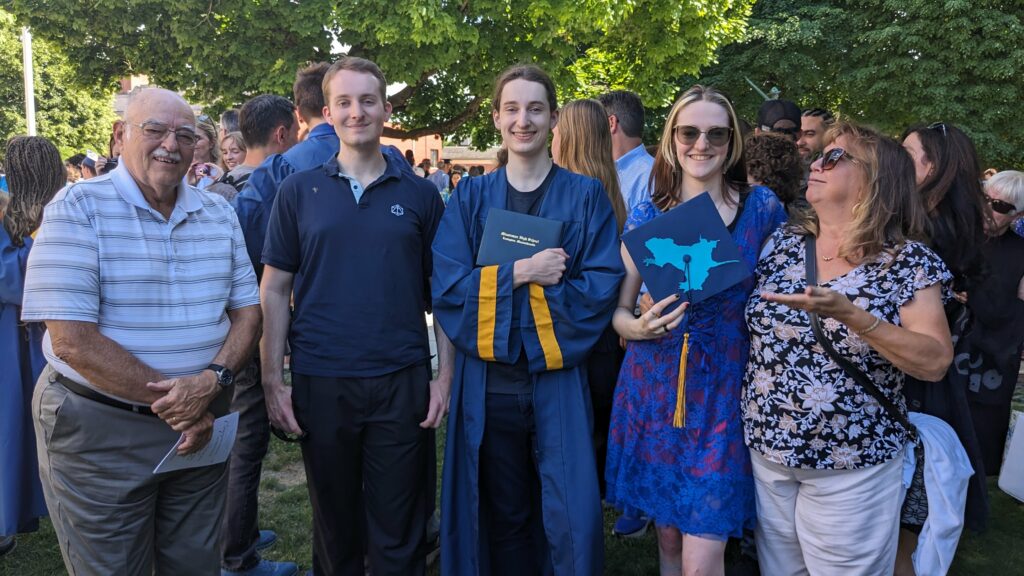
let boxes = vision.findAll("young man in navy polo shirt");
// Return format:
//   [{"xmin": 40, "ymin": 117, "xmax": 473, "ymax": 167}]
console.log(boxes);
[{"xmin": 260, "ymin": 57, "xmax": 453, "ymax": 576}]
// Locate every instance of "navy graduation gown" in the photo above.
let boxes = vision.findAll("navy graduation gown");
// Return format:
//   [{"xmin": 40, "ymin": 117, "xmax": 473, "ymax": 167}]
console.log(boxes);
[{"xmin": 432, "ymin": 166, "xmax": 624, "ymax": 575}]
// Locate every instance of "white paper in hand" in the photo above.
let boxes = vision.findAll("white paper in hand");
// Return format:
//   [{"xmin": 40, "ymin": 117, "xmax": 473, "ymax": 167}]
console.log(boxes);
[{"xmin": 153, "ymin": 412, "xmax": 239, "ymax": 474}]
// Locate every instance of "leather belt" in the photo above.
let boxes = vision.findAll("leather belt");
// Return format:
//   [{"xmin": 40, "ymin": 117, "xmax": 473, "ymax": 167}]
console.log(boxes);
[{"xmin": 52, "ymin": 371, "xmax": 157, "ymax": 417}]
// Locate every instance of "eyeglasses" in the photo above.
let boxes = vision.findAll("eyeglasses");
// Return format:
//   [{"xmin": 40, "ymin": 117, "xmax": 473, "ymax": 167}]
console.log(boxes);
[
  {"xmin": 132, "ymin": 122, "xmax": 200, "ymax": 147},
  {"xmin": 928, "ymin": 122, "xmax": 948, "ymax": 137},
  {"xmin": 985, "ymin": 194, "xmax": 1018, "ymax": 215},
  {"xmin": 820, "ymin": 147, "xmax": 859, "ymax": 171},
  {"xmin": 673, "ymin": 125, "xmax": 733, "ymax": 147}
]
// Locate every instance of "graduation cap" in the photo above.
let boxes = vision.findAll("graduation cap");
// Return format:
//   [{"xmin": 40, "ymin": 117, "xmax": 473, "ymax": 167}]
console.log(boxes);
[{"xmin": 621, "ymin": 192, "xmax": 752, "ymax": 428}]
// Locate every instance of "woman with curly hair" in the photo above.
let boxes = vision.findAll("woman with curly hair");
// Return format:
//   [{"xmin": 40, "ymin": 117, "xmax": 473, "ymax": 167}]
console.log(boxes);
[
  {"xmin": 0, "ymin": 136, "xmax": 65, "ymax": 555},
  {"xmin": 745, "ymin": 131, "xmax": 804, "ymax": 209}
]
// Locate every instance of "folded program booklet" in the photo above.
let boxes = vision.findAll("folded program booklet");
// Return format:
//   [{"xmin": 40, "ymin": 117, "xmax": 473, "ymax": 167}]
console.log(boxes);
[{"xmin": 476, "ymin": 208, "xmax": 564, "ymax": 266}]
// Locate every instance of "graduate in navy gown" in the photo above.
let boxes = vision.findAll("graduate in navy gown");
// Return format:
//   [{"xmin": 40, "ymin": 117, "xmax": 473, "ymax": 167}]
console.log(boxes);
[
  {"xmin": 432, "ymin": 65, "xmax": 624, "ymax": 575},
  {"xmin": 1, "ymin": 137, "xmax": 65, "ymax": 553}
]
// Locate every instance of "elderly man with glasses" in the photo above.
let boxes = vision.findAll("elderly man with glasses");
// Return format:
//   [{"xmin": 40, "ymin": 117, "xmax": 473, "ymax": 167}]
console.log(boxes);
[{"xmin": 22, "ymin": 88, "xmax": 261, "ymax": 575}]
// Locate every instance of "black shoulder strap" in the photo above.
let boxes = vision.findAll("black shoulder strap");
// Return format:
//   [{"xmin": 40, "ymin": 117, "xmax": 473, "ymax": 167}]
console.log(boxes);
[{"xmin": 804, "ymin": 236, "xmax": 917, "ymax": 440}]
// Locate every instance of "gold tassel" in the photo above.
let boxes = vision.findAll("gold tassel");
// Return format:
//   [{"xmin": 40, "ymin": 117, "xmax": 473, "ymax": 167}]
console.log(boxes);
[{"xmin": 673, "ymin": 332, "xmax": 690, "ymax": 428}]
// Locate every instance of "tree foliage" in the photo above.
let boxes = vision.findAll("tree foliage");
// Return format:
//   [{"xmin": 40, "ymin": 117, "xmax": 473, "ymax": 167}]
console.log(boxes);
[
  {"xmin": 0, "ymin": 10, "xmax": 117, "ymax": 160},
  {"xmin": 699, "ymin": 0, "xmax": 1024, "ymax": 168},
  {"xmin": 4, "ymin": 0, "xmax": 754, "ymax": 147}
]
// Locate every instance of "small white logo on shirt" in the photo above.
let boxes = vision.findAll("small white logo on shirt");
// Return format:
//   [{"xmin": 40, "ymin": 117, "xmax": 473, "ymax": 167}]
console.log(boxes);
[{"xmin": 391, "ymin": 204, "xmax": 405, "ymax": 216}]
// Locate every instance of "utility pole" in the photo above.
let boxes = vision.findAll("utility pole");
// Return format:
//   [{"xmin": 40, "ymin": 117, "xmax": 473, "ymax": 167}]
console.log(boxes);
[{"xmin": 21, "ymin": 27, "xmax": 36, "ymax": 136}]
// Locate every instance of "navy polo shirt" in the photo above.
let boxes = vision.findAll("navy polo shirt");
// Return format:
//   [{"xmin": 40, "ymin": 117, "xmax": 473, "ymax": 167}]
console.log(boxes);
[{"xmin": 262, "ymin": 153, "xmax": 444, "ymax": 377}]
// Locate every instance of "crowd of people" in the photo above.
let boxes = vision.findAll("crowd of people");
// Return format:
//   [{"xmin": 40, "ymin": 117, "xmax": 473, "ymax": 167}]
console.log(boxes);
[{"xmin": 1, "ymin": 54, "xmax": 1022, "ymax": 576}]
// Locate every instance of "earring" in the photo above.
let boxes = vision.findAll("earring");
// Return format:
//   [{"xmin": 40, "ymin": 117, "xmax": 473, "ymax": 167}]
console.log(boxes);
[{"xmin": 851, "ymin": 201, "xmax": 862, "ymax": 215}]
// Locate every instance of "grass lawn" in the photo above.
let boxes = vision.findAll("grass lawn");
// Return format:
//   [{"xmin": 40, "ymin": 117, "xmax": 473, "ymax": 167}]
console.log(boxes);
[{"xmin": 4, "ymin": 382, "xmax": 1024, "ymax": 575}]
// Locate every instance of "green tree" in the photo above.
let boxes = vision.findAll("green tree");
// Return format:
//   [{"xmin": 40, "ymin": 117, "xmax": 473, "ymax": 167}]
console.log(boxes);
[
  {"xmin": 0, "ymin": 10, "xmax": 117, "ymax": 159},
  {"xmin": 699, "ymin": 0, "xmax": 1024, "ymax": 168},
  {"xmin": 4, "ymin": 0, "xmax": 754, "ymax": 147}
]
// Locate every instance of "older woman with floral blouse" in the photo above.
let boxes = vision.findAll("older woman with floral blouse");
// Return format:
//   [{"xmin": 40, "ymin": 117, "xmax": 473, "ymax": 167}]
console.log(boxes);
[{"xmin": 742, "ymin": 121, "xmax": 954, "ymax": 575}]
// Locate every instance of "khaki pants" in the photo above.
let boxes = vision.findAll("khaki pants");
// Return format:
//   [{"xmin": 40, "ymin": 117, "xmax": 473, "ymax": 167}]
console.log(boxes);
[
  {"xmin": 751, "ymin": 449, "xmax": 905, "ymax": 576},
  {"xmin": 33, "ymin": 366, "xmax": 228, "ymax": 576}
]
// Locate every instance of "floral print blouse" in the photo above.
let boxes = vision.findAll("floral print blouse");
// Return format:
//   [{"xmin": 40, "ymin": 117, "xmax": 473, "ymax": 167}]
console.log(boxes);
[{"xmin": 742, "ymin": 228, "xmax": 951, "ymax": 470}]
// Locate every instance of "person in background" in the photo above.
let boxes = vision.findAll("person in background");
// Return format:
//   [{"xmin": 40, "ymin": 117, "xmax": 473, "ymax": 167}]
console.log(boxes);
[
  {"xmin": 550, "ymin": 98, "xmax": 628, "ymax": 511},
  {"xmin": 190, "ymin": 115, "xmax": 224, "ymax": 189},
  {"xmin": 961, "ymin": 170, "xmax": 1024, "ymax": 476},
  {"xmin": 65, "ymin": 153, "xmax": 85, "ymax": 185},
  {"xmin": 606, "ymin": 85, "xmax": 786, "ymax": 576},
  {"xmin": 898, "ymin": 123, "xmax": 990, "ymax": 566},
  {"xmin": 220, "ymin": 109, "xmax": 241, "ymax": 140},
  {"xmin": 428, "ymin": 158, "xmax": 452, "ymax": 193},
  {"xmin": 796, "ymin": 108, "xmax": 833, "ymax": 163},
  {"xmin": 217, "ymin": 92, "xmax": 301, "ymax": 576},
  {"xmin": 745, "ymin": 121, "xmax": 953, "ymax": 576},
  {"xmin": 405, "ymin": 149, "xmax": 416, "ymax": 166},
  {"xmin": 745, "ymin": 131, "xmax": 804, "ymax": 209},
  {"xmin": 449, "ymin": 170, "xmax": 462, "ymax": 190},
  {"xmin": 434, "ymin": 65, "xmax": 623, "ymax": 575},
  {"xmin": 221, "ymin": 132, "xmax": 248, "ymax": 172},
  {"xmin": 755, "ymin": 99, "xmax": 802, "ymax": 140},
  {"xmin": 0, "ymin": 136, "xmax": 65, "ymax": 558},
  {"xmin": 598, "ymin": 90, "xmax": 654, "ymax": 214}
]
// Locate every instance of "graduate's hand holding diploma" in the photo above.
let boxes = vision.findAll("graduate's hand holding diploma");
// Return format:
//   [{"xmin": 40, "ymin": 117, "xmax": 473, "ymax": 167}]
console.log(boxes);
[{"xmin": 513, "ymin": 248, "xmax": 569, "ymax": 287}]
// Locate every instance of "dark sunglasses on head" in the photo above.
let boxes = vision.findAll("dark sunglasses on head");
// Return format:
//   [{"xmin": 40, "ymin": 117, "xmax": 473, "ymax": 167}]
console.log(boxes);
[
  {"xmin": 673, "ymin": 125, "xmax": 733, "ymax": 147},
  {"xmin": 928, "ymin": 122, "xmax": 948, "ymax": 137},
  {"xmin": 985, "ymin": 194, "xmax": 1018, "ymax": 215},
  {"xmin": 820, "ymin": 147, "xmax": 859, "ymax": 171},
  {"xmin": 762, "ymin": 125, "xmax": 800, "ymax": 138}
]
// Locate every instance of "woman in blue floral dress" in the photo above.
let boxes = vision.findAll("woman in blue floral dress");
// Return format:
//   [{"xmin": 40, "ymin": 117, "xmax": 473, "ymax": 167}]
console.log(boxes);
[{"xmin": 605, "ymin": 86, "xmax": 786, "ymax": 575}]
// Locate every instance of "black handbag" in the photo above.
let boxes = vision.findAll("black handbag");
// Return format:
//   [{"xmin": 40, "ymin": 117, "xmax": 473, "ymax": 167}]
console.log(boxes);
[{"xmin": 804, "ymin": 236, "xmax": 918, "ymax": 442}]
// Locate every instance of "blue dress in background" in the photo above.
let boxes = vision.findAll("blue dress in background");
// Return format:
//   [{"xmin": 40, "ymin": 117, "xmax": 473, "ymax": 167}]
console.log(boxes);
[
  {"xmin": 604, "ymin": 186, "xmax": 786, "ymax": 538},
  {"xmin": 0, "ymin": 226, "xmax": 48, "ymax": 536}
]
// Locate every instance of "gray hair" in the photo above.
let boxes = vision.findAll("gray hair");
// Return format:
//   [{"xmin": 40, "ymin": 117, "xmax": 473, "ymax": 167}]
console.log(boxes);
[{"xmin": 986, "ymin": 170, "xmax": 1024, "ymax": 211}]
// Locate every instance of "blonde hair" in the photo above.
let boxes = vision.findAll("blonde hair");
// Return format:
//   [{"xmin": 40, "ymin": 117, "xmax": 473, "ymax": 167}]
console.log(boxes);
[
  {"xmin": 556, "ymin": 99, "xmax": 627, "ymax": 232},
  {"xmin": 650, "ymin": 85, "xmax": 746, "ymax": 212},
  {"xmin": 196, "ymin": 118, "xmax": 221, "ymax": 165},
  {"xmin": 788, "ymin": 121, "xmax": 927, "ymax": 262},
  {"xmin": 221, "ymin": 131, "xmax": 247, "ymax": 153}
]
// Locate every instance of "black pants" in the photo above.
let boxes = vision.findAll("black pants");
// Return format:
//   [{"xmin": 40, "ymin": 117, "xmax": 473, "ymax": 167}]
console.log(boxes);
[
  {"xmin": 292, "ymin": 363, "xmax": 430, "ymax": 576},
  {"xmin": 585, "ymin": 325, "xmax": 623, "ymax": 498},
  {"xmin": 221, "ymin": 357, "xmax": 270, "ymax": 571},
  {"xmin": 479, "ymin": 392, "xmax": 552, "ymax": 576}
]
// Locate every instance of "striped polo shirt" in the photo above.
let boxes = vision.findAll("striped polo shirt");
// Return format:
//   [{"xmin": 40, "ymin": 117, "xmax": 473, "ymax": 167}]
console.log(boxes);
[{"xmin": 22, "ymin": 164, "xmax": 259, "ymax": 400}]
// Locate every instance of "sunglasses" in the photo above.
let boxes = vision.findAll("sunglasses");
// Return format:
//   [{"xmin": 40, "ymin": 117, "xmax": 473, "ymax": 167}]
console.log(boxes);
[
  {"xmin": 673, "ymin": 125, "xmax": 733, "ymax": 147},
  {"xmin": 820, "ymin": 147, "xmax": 859, "ymax": 171},
  {"xmin": 928, "ymin": 122, "xmax": 948, "ymax": 137},
  {"xmin": 985, "ymin": 194, "xmax": 1018, "ymax": 215}
]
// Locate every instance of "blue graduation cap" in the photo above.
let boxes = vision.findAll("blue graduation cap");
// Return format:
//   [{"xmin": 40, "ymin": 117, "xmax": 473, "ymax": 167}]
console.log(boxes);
[
  {"xmin": 622, "ymin": 192, "xmax": 750, "ymax": 308},
  {"xmin": 621, "ymin": 192, "xmax": 752, "ymax": 429}
]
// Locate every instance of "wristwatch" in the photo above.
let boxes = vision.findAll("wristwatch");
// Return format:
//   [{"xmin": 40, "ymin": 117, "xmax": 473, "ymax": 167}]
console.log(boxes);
[{"xmin": 206, "ymin": 364, "xmax": 234, "ymax": 388}]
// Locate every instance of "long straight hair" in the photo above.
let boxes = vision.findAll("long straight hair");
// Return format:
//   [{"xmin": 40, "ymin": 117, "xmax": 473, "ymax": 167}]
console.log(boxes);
[
  {"xmin": 555, "ymin": 99, "xmax": 627, "ymax": 232},
  {"xmin": 3, "ymin": 136, "xmax": 65, "ymax": 246},
  {"xmin": 901, "ymin": 123, "xmax": 988, "ymax": 292},
  {"xmin": 650, "ymin": 85, "xmax": 747, "ymax": 212}
]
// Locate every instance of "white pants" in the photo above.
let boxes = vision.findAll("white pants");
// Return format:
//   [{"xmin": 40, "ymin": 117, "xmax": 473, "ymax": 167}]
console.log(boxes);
[{"xmin": 751, "ymin": 449, "xmax": 905, "ymax": 576}]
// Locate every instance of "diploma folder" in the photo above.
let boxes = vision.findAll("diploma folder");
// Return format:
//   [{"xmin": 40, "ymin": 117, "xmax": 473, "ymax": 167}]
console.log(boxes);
[
  {"xmin": 621, "ymin": 192, "xmax": 750, "ymax": 307},
  {"xmin": 476, "ymin": 208, "xmax": 564, "ymax": 266}
]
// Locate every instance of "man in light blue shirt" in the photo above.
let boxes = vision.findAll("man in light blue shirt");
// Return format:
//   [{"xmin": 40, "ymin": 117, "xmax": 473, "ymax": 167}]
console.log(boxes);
[
  {"xmin": 599, "ymin": 90, "xmax": 653, "ymax": 215},
  {"xmin": 597, "ymin": 90, "xmax": 654, "ymax": 538},
  {"xmin": 428, "ymin": 159, "xmax": 451, "ymax": 193}
]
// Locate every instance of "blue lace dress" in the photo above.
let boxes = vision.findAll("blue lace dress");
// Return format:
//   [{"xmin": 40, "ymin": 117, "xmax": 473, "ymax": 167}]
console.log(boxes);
[{"xmin": 605, "ymin": 186, "xmax": 786, "ymax": 538}]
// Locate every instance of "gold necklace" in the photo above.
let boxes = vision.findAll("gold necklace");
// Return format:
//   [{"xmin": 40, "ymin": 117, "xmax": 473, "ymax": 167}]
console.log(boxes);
[{"xmin": 821, "ymin": 254, "xmax": 836, "ymax": 262}]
